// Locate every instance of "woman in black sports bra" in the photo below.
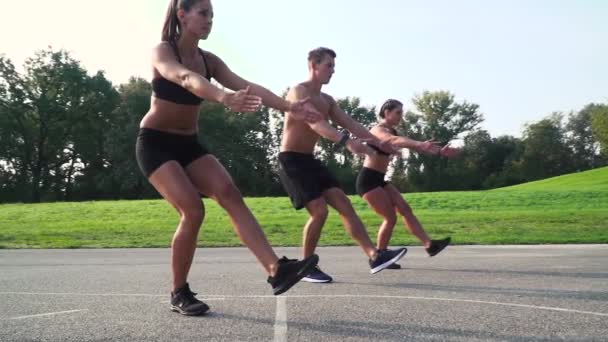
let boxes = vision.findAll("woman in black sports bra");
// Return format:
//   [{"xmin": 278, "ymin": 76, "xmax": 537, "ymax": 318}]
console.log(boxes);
[
  {"xmin": 356, "ymin": 99, "xmax": 461, "ymax": 268},
  {"xmin": 137, "ymin": 0, "xmax": 321, "ymax": 316}
]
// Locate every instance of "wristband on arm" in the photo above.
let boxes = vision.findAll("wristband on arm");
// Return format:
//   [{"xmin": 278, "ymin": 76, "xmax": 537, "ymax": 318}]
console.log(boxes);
[{"xmin": 337, "ymin": 131, "xmax": 350, "ymax": 147}]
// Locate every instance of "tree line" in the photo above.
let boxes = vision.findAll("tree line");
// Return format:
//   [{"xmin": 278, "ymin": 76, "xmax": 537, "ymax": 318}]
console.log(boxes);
[{"xmin": 1, "ymin": 48, "xmax": 606, "ymax": 203}]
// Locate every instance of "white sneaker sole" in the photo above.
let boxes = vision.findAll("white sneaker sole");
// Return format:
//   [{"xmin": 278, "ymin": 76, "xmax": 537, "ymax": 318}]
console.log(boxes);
[
  {"xmin": 370, "ymin": 248, "xmax": 407, "ymax": 274},
  {"xmin": 301, "ymin": 276, "xmax": 332, "ymax": 283},
  {"xmin": 170, "ymin": 305, "xmax": 209, "ymax": 316}
]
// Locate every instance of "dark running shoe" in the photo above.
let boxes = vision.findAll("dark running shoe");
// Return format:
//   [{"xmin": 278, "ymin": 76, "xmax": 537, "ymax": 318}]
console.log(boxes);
[
  {"xmin": 302, "ymin": 265, "xmax": 333, "ymax": 283},
  {"xmin": 170, "ymin": 283, "xmax": 209, "ymax": 316},
  {"xmin": 378, "ymin": 249, "xmax": 402, "ymax": 269},
  {"xmin": 426, "ymin": 237, "xmax": 451, "ymax": 257},
  {"xmin": 369, "ymin": 248, "xmax": 407, "ymax": 274},
  {"xmin": 268, "ymin": 254, "xmax": 319, "ymax": 295}
]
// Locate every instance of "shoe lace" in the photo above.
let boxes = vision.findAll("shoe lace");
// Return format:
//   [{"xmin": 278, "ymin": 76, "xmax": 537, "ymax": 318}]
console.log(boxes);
[
  {"xmin": 179, "ymin": 285, "xmax": 199, "ymax": 303},
  {"xmin": 186, "ymin": 289, "xmax": 198, "ymax": 300},
  {"xmin": 279, "ymin": 256, "xmax": 298, "ymax": 263}
]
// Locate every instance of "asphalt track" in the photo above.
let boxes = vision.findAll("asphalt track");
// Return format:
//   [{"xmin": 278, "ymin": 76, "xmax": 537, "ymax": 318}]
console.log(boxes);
[{"xmin": 1, "ymin": 245, "xmax": 607, "ymax": 341}]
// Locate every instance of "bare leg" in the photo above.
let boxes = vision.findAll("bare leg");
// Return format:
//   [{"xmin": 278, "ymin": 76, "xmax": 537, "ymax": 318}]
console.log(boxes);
[
  {"xmin": 385, "ymin": 184, "xmax": 431, "ymax": 247},
  {"xmin": 186, "ymin": 155, "xmax": 279, "ymax": 275},
  {"xmin": 362, "ymin": 187, "xmax": 398, "ymax": 250},
  {"xmin": 148, "ymin": 161, "xmax": 205, "ymax": 291},
  {"xmin": 323, "ymin": 188, "xmax": 377, "ymax": 258},
  {"xmin": 302, "ymin": 198, "xmax": 329, "ymax": 258}
]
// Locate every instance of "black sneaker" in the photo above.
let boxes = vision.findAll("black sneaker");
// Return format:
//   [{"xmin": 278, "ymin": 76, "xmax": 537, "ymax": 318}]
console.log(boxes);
[
  {"xmin": 378, "ymin": 249, "xmax": 402, "ymax": 269},
  {"xmin": 302, "ymin": 265, "xmax": 333, "ymax": 283},
  {"xmin": 369, "ymin": 248, "xmax": 407, "ymax": 274},
  {"xmin": 426, "ymin": 237, "xmax": 451, "ymax": 257},
  {"xmin": 170, "ymin": 283, "xmax": 209, "ymax": 316},
  {"xmin": 268, "ymin": 254, "xmax": 319, "ymax": 295}
]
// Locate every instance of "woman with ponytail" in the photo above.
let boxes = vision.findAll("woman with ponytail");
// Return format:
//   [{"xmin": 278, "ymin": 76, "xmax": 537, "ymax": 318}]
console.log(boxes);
[
  {"xmin": 137, "ymin": 0, "xmax": 321, "ymax": 316},
  {"xmin": 355, "ymin": 99, "xmax": 461, "ymax": 268}
]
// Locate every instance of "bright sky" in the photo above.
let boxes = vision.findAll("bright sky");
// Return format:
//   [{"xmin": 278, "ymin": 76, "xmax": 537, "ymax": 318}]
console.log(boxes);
[{"xmin": 1, "ymin": 0, "xmax": 607, "ymax": 137}]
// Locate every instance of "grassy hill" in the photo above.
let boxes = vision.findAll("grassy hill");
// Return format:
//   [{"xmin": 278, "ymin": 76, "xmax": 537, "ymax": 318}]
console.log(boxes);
[{"xmin": 493, "ymin": 167, "xmax": 608, "ymax": 192}]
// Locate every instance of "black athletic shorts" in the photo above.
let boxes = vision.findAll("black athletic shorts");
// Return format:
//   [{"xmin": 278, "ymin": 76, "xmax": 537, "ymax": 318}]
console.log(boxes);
[
  {"xmin": 278, "ymin": 152, "xmax": 341, "ymax": 210},
  {"xmin": 356, "ymin": 167, "xmax": 388, "ymax": 196},
  {"xmin": 135, "ymin": 128, "xmax": 209, "ymax": 177}
]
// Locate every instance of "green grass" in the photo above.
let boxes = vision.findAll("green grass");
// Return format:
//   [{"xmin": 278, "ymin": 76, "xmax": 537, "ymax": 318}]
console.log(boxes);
[
  {"xmin": 1, "ymin": 167, "xmax": 607, "ymax": 248},
  {"xmin": 493, "ymin": 166, "xmax": 608, "ymax": 192}
]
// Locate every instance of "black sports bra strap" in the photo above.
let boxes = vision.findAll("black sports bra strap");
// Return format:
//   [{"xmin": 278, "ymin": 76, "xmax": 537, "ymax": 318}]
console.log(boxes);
[
  {"xmin": 169, "ymin": 41, "xmax": 182, "ymax": 63},
  {"xmin": 167, "ymin": 43, "xmax": 210, "ymax": 79},
  {"xmin": 199, "ymin": 48, "xmax": 211, "ymax": 79}
]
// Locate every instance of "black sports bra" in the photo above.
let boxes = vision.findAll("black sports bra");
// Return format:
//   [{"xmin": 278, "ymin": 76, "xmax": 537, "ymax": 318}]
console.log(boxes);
[
  {"xmin": 367, "ymin": 125, "xmax": 398, "ymax": 156},
  {"xmin": 151, "ymin": 42, "xmax": 212, "ymax": 105},
  {"xmin": 367, "ymin": 143, "xmax": 391, "ymax": 156}
]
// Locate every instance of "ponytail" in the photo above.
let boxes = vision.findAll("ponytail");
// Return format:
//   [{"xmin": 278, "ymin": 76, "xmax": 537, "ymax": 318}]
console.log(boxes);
[
  {"xmin": 161, "ymin": 0, "xmax": 205, "ymax": 42},
  {"xmin": 161, "ymin": 0, "xmax": 180, "ymax": 42}
]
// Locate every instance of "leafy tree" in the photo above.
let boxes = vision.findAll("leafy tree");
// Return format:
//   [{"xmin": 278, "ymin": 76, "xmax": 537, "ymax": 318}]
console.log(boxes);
[
  {"xmin": 0, "ymin": 48, "xmax": 118, "ymax": 202},
  {"xmin": 399, "ymin": 91, "xmax": 483, "ymax": 191}
]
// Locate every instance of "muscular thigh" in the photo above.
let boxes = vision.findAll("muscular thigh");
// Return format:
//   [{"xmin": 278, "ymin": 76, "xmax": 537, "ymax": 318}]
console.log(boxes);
[
  {"xmin": 362, "ymin": 187, "xmax": 396, "ymax": 219},
  {"xmin": 184, "ymin": 154, "xmax": 239, "ymax": 201},
  {"xmin": 148, "ymin": 161, "xmax": 203, "ymax": 213},
  {"xmin": 384, "ymin": 184, "xmax": 412, "ymax": 213},
  {"xmin": 323, "ymin": 187, "xmax": 355, "ymax": 214}
]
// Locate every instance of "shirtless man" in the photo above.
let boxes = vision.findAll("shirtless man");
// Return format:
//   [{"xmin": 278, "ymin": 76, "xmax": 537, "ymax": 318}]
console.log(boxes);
[{"xmin": 278, "ymin": 47, "xmax": 407, "ymax": 283}]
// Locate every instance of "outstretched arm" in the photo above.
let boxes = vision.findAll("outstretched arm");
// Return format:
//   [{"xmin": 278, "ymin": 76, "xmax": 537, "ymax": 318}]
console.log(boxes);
[
  {"xmin": 307, "ymin": 121, "xmax": 376, "ymax": 157},
  {"xmin": 151, "ymin": 43, "xmax": 261, "ymax": 112},
  {"xmin": 286, "ymin": 86, "xmax": 375, "ymax": 157},
  {"xmin": 372, "ymin": 126, "xmax": 441, "ymax": 154},
  {"xmin": 328, "ymin": 98, "xmax": 398, "ymax": 154},
  {"xmin": 371, "ymin": 126, "xmax": 440, "ymax": 154},
  {"xmin": 439, "ymin": 144, "xmax": 462, "ymax": 158},
  {"xmin": 371, "ymin": 126, "xmax": 464, "ymax": 157},
  {"xmin": 208, "ymin": 52, "xmax": 320, "ymax": 122},
  {"xmin": 328, "ymin": 97, "xmax": 377, "ymax": 140}
]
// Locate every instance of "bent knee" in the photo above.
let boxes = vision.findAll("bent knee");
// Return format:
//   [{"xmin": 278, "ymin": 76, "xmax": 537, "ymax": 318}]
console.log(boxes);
[
  {"xmin": 215, "ymin": 182, "xmax": 244, "ymax": 205},
  {"xmin": 384, "ymin": 213, "xmax": 398, "ymax": 226},
  {"xmin": 307, "ymin": 200, "xmax": 329, "ymax": 220},
  {"xmin": 329, "ymin": 194, "xmax": 355, "ymax": 216},
  {"xmin": 178, "ymin": 202, "xmax": 205, "ymax": 224}
]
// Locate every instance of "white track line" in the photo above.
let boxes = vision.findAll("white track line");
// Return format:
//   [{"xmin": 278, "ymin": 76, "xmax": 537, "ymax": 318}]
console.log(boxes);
[
  {"xmin": 0, "ymin": 292, "xmax": 225, "ymax": 298},
  {"xmin": 160, "ymin": 298, "xmax": 226, "ymax": 304},
  {"xmin": 0, "ymin": 291, "xmax": 165, "ymax": 297},
  {"xmin": 2, "ymin": 292, "xmax": 606, "ymax": 317},
  {"xmin": 11, "ymin": 309, "xmax": 87, "ymax": 320},
  {"xmin": 285, "ymin": 295, "xmax": 608, "ymax": 318},
  {"xmin": 273, "ymin": 297, "xmax": 287, "ymax": 342}
]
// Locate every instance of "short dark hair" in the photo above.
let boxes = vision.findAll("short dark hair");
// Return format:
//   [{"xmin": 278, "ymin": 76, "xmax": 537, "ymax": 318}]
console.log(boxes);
[
  {"xmin": 308, "ymin": 47, "xmax": 336, "ymax": 64},
  {"xmin": 378, "ymin": 99, "xmax": 403, "ymax": 118}
]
